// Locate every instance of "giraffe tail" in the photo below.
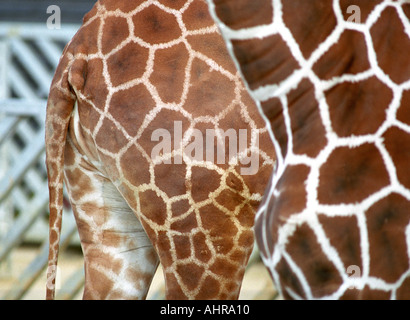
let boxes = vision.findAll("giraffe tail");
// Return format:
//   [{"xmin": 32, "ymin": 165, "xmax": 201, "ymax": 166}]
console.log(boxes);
[{"xmin": 45, "ymin": 57, "xmax": 76, "ymax": 300}]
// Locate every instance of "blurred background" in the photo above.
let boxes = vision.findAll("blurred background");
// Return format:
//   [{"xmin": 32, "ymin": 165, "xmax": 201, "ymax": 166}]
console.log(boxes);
[{"xmin": 0, "ymin": 0, "xmax": 276, "ymax": 299}]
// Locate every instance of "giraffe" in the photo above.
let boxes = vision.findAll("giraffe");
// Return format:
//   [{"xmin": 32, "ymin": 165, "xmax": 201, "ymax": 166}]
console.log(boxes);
[
  {"xmin": 207, "ymin": 0, "xmax": 410, "ymax": 299},
  {"xmin": 45, "ymin": 0, "xmax": 275, "ymax": 300}
]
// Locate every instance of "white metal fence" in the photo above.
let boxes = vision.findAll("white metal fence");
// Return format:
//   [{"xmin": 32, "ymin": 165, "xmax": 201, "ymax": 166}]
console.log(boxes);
[{"xmin": 0, "ymin": 22, "xmax": 84, "ymax": 299}]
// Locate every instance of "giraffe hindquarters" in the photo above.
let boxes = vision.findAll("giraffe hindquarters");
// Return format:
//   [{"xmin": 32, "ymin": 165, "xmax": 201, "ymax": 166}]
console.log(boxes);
[
  {"xmin": 64, "ymin": 140, "xmax": 159, "ymax": 300},
  {"xmin": 157, "ymin": 226, "xmax": 254, "ymax": 300}
]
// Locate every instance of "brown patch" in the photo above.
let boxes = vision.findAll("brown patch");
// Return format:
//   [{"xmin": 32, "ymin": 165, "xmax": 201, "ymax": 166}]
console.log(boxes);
[
  {"xmin": 396, "ymin": 89, "xmax": 410, "ymax": 126},
  {"xmin": 48, "ymin": 227, "xmax": 59, "ymax": 250},
  {"xmin": 64, "ymin": 137, "xmax": 76, "ymax": 166},
  {"xmin": 154, "ymin": 162, "xmax": 187, "ymax": 198},
  {"xmin": 187, "ymin": 33, "xmax": 237, "ymax": 74},
  {"xmin": 287, "ymin": 223, "xmax": 343, "ymax": 297},
  {"xmin": 366, "ymin": 193, "xmax": 410, "ymax": 283},
  {"xmin": 110, "ymin": 84, "xmax": 156, "ymax": 137},
  {"xmin": 176, "ymin": 262, "xmax": 204, "ymax": 291},
  {"xmin": 107, "ymin": 42, "xmax": 149, "ymax": 87},
  {"xmin": 101, "ymin": 230, "xmax": 123, "ymax": 250},
  {"xmin": 340, "ymin": 286, "xmax": 391, "ymax": 299},
  {"xmin": 288, "ymin": 79, "xmax": 328, "ymax": 157},
  {"xmin": 317, "ymin": 144, "xmax": 390, "ymax": 204},
  {"xmin": 164, "ymin": 272, "xmax": 188, "ymax": 299},
  {"xmin": 82, "ymin": 58, "xmax": 108, "ymax": 111},
  {"xmin": 190, "ymin": 166, "xmax": 222, "ymax": 202},
  {"xmin": 370, "ymin": 7, "xmax": 410, "ymax": 84},
  {"xmin": 171, "ymin": 199, "xmax": 191, "ymax": 218},
  {"xmin": 215, "ymin": 189, "xmax": 245, "ymax": 211},
  {"xmin": 214, "ymin": 0, "xmax": 273, "ymax": 30},
  {"xmin": 157, "ymin": 0, "xmax": 186, "ymax": 10},
  {"xmin": 182, "ymin": 0, "xmax": 215, "ymax": 30},
  {"xmin": 326, "ymin": 76, "xmax": 391, "ymax": 137},
  {"xmin": 396, "ymin": 277, "xmax": 410, "ymax": 300},
  {"xmin": 64, "ymin": 168, "xmax": 94, "ymax": 201},
  {"xmin": 383, "ymin": 127, "xmax": 410, "ymax": 190},
  {"xmin": 232, "ymin": 35, "xmax": 300, "ymax": 90},
  {"xmin": 183, "ymin": 58, "xmax": 235, "ymax": 117},
  {"xmin": 210, "ymin": 257, "xmax": 237, "ymax": 277},
  {"xmin": 199, "ymin": 204, "xmax": 238, "ymax": 238},
  {"xmin": 69, "ymin": 58, "xmax": 87, "ymax": 93},
  {"xmin": 238, "ymin": 155, "xmax": 274, "ymax": 195},
  {"xmin": 225, "ymin": 172, "xmax": 244, "ymax": 192},
  {"xmin": 173, "ymin": 235, "xmax": 191, "ymax": 259},
  {"xmin": 150, "ymin": 43, "xmax": 189, "ymax": 103},
  {"xmin": 155, "ymin": 231, "xmax": 173, "ymax": 266},
  {"xmin": 318, "ymin": 214, "xmax": 362, "ymax": 271},
  {"xmin": 195, "ymin": 275, "xmax": 220, "ymax": 299},
  {"xmin": 133, "ymin": 4, "xmax": 182, "ymax": 45},
  {"xmin": 72, "ymin": 16, "xmax": 100, "ymax": 55},
  {"xmin": 101, "ymin": 16, "xmax": 129, "ymax": 55},
  {"xmin": 313, "ymin": 30, "xmax": 370, "ymax": 79},
  {"xmin": 282, "ymin": 0, "xmax": 337, "ymax": 58},
  {"xmin": 237, "ymin": 204, "xmax": 255, "ymax": 228},
  {"xmin": 84, "ymin": 266, "xmax": 113, "ymax": 299},
  {"xmin": 261, "ymin": 97, "xmax": 288, "ymax": 157},
  {"xmin": 193, "ymin": 231, "xmax": 212, "ymax": 263},
  {"xmin": 95, "ymin": 118, "xmax": 129, "ymax": 153},
  {"xmin": 102, "ymin": 0, "xmax": 139, "ymax": 13},
  {"xmin": 272, "ymin": 164, "xmax": 310, "ymax": 220},
  {"xmin": 139, "ymin": 189, "xmax": 167, "ymax": 225},
  {"xmin": 119, "ymin": 145, "xmax": 151, "ymax": 186}
]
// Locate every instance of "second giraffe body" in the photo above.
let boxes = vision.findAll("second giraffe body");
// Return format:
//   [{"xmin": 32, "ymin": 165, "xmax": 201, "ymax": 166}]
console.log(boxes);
[
  {"xmin": 45, "ymin": 0, "xmax": 275, "ymax": 299},
  {"xmin": 208, "ymin": 0, "xmax": 410, "ymax": 299}
]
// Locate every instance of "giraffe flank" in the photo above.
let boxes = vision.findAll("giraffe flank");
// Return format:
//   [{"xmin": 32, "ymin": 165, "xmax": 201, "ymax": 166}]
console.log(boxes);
[
  {"xmin": 45, "ymin": 0, "xmax": 275, "ymax": 300},
  {"xmin": 207, "ymin": 0, "xmax": 410, "ymax": 299}
]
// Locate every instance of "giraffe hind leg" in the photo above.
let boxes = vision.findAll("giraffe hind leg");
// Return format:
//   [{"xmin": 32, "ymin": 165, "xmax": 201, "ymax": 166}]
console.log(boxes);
[
  {"xmin": 64, "ymin": 138, "xmax": 159, "ymax": 300},
  {"xmin": 145, "ymin": 199, "xmax": 255, "ymax": 300}
]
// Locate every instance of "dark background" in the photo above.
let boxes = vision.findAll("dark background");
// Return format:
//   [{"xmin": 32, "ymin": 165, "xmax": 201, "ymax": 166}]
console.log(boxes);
[{"xmin": 0, "ymin": 0, "xmax": 96, "ymax": 24}]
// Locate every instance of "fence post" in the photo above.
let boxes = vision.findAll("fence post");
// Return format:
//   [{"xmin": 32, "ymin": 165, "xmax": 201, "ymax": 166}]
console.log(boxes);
[{"xmin": 0, "ymin": 39, "xmax": 13, "ymax": 278}]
